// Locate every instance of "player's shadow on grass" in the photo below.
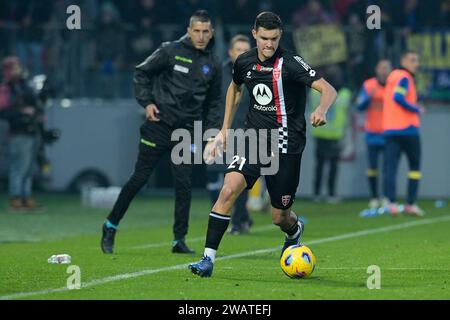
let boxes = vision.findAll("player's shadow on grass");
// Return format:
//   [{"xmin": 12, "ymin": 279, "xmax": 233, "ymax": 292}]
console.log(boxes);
[
  {"xmin": 219, "ymin": 274, "xmax": 364, "ymax": 289},
  {"xmin": 224, "ymin": 253, "xmax": 279, "ymax": 261},
  {"xmin": 306, "ymin": 277, "xmax": 366, "ymax": 288},
  {"xmin": 298, "ymin": 277, "xmax": 419, "ymax": 289}
]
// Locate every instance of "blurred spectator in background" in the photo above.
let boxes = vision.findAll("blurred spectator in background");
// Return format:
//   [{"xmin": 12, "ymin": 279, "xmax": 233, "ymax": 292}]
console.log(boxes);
[
  {"xmin": 94, "ymin": 2, "xmax": 126, "ymax": 98},
  {"xmin": 397, "ymin": 0, "xmax": 420, "ymax": 37},
  {"xmin": 222, "ymin": 0, "xmax": 257, "ymax": 24},
  {"xmin": 396, "ymin": 0, "xmax": 441, "ymax": 30},
  {"xmin": 356, "ymin": 59, "xmax": 392, "ymax": 209},
  {"xmin": 15, "ymin": 0, "xmax": 52, "ymax": 76},
  {"xmin": 345, "ymin": 12, "xmax": 366, "ymax": 90},
  {"xmin": 376, "ymin": 0, "xmax": 396, "ymax": 59},
  {"xmin": 440, "ymin": 0, "xmax": 450, "ymax": 26},
  {"xmin": 310, "ymin": 65, "xmax": 351, "ymax": 203},
  {"xmin": 0, "ymin": 1, "xmax": 446, "ymax": 116},
  {"xmin": 176, "ymin": 0, "xmax": 215, "ymax": 24},
  {"xmin": 345, "ymin": 0, "xmax": 367, "ymax": 23},
  {"xmin": 292, "ymin": 0, "xmax": 335, "ymax": 28},
  {"xmin": 0, "ymin": 1, "xmax": 20, "ymax": 62},
  {"xmin": 256, "ymin": 0, "xmax": 276, "ymax": 13},
  {"xmin": 0, "ymin": 56, "xmax": 44, "ymax": 211},
  {"xmin": 353, "ymin": 0, "xmax": 395, "ymax": 75},
  {"xmin": 332, "ymin": 0, "xmax": 356, "ymax": 23},
  {"xmin": 128, "ymin": 0, "xmax": 162, "ymax": 65}
]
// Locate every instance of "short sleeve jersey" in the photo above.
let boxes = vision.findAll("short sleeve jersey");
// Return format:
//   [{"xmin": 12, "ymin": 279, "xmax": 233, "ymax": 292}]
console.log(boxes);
[{"xmin": 232, "ymin": 47, "xmax": 321, "ymax": 154}]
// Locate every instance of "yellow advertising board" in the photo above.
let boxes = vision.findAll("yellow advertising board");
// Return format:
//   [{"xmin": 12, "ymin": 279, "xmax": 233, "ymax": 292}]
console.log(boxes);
[
  {"xmin": 407, "ymin": 32, "xmax": 450, "ymax": 100},
  {"xmin": 293, "ymin": 24, "xmax": 348, "ymax": 67}
]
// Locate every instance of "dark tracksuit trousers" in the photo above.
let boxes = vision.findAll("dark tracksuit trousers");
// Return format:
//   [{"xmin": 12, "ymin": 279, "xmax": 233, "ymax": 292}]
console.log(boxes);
[
  {"xmin": 107, "ymin": 121, "xmax": 193, "ymax": 241},
  {"xmin": 313, "ymin": 138, "xmax": 342, "ymax": 197},
  {"xmin": 366, "ymin": 143, "xmax": 385, "ymax": 199},
  {"xmin": 384, "ymin": 135, "xmax": 421, "ymax": 205}
]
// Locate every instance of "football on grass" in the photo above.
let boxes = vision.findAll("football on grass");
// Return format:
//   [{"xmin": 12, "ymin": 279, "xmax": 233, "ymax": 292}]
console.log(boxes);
[{"xmin": 280, "ymin": 244, "xmax": 316, "ymax": 278}]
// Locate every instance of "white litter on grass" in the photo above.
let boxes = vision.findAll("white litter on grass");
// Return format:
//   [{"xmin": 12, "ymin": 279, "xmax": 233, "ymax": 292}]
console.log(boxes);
[{"xmin": 48, "ymin": 254, "xmax": 71, "ymax": 264}]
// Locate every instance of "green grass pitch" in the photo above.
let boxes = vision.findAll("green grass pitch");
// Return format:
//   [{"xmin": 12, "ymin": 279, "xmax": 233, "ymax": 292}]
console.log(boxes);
[{"xmin": 1, "ymin": 194, "xmax": 449, "ymax": 300}]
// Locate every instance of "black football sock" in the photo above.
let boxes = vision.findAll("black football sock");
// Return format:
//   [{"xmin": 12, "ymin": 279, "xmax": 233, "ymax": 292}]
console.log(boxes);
[
  {"xmin": 205, "ymin": 211, "xmax": 230, "ymax": 251},
  {"xmin": 281, "ymin": 216, "xmax": 300, "ymax": 239},
  {"xmin": 407, "ymin": 178, "xmax": 420, "ymax": 205},
  {"xmin": 368, "ymin": 176, "xmax": 378, "ymax": 199}
]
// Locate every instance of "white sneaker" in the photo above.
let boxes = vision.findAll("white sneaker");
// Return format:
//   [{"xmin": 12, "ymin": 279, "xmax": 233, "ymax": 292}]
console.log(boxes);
[
  {"xmin": 380, "ymin": 197, "xmax": 390, "ymax": 208},
  {"xmin": 404, "ymin": 204, "xmax": 425, "ymax": 217},
  {"xmin": 368, "ymin": 198, "xmax": 380, "ymax": 209},
  {"xmin": 387, "ymin": 202, "xmax": 404, "ymax": 216}
]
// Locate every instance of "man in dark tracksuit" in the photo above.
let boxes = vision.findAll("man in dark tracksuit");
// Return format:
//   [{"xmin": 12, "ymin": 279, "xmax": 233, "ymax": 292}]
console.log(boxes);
[{"xmin": 101, "ymin": 10, "xmax": 222, "ymax": 254}]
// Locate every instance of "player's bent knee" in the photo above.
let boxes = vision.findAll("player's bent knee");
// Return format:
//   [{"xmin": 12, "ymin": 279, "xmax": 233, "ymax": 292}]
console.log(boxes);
[
  {"xmin": 213, "ymin": 185, "xmax": 240, "ymax": 213},
  {"xmin": 218, "ymin": 185, "xmax": 238, "ymax": 203}
]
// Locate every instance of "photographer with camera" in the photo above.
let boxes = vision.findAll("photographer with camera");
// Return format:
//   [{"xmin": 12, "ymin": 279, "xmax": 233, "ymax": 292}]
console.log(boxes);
[{"xmin": 0, "ymin": 56, "xmax": 46, "ymax": 211}]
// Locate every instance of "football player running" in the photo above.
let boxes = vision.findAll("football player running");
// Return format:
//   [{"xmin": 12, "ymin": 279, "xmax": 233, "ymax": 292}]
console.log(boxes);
[{"xmin": 189, "ymin": 11, "xmax": 337, "ymax": 277}]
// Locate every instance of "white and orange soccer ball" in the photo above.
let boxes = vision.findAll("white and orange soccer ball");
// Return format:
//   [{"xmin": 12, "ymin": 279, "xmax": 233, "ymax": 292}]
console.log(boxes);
[{"xmin": 280, "ymin": 244, "xmax": 317, "ymax": 278}]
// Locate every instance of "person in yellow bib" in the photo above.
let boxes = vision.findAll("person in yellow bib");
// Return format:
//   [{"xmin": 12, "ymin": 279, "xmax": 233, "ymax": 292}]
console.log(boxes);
[
  {"xmin": 356, "ymin": 59, "xmax": 392, "ymax": 209},
  {"xmin": 311, "ymin": 66, "xmax": 350, "ymax": 203},
  {"xmin": 382, "ymin": 50, "xmax": 425, "ymax": 217}
]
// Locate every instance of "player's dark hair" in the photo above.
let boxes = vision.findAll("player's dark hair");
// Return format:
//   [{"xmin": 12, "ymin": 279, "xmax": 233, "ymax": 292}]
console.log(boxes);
[
  {"xmin": 401, "ymin": 50, "xmax": 418, "ymax": 59},
  {"xmin": 229, "ymin": 34, "xmax": 250, "ymax": 49},
  {"xmin": 189, "ymin": 10, "xmax": 212, "ymax": 27},
  {"xmin": 376, "ymin": 58, "xmax": 391, "ymax": 65},
  {"xmin": 253, "ymin": 12, "xmax": 283, "ymax": 31}
]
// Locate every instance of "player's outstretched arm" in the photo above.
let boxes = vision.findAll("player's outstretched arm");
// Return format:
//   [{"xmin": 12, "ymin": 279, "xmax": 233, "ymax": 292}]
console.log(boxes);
[
  {"xmin": 222, "ymin": 80, "xmax": 243, "ymax": 133},
  {"xmin": 220, "ymin": 80, "xmax": 243, "ymax": 146},
  {"xmin": 204, "ymin": 80, "xmax": 243, "ymax": 163},
  {"xmin": 310, "ymin": 78, "xmax": 337, "ymax": 127}
]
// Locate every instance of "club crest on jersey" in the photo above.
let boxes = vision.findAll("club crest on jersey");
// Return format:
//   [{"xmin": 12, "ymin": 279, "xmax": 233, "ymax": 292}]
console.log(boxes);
[
  {"xmin": 273, "ymin": 68, "xmax": 281, "ymax": 81},
  {"xmin": 281, "ymin": 195, "xmax": 291, "ymax": 207}
]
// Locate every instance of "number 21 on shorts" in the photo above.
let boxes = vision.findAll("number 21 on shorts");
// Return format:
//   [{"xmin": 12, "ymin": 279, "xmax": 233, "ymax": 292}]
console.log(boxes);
[{"xmin": 228, "ymin": 155, "xmax": 247, "ymax": 171}]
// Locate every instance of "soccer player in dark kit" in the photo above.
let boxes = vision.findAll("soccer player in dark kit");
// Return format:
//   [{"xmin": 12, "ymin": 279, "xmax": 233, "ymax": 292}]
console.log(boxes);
[
  {"xmin": 189, "ymin": 12, "xmax": 337, "ymax": 277},
  {"xmin": 100, "ymin": 10, "xmax": 222, "ymax": 254}
]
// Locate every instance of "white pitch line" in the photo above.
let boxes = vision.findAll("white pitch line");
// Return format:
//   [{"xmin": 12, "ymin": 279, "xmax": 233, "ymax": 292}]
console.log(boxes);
[
  {"xmin": 305, "ymin": 216, "xmax": 450, "ymax": 245},
  {"xmin": 1, "ymin": 215, "xmax": 449, "ymax": 300},
  {"xmin": 319, "ymin": 268, "xmax": 450, "ymax": 271},
  {"xmin": 130, "ymin": 224, "xmax": 277, "ymax": 249}
]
